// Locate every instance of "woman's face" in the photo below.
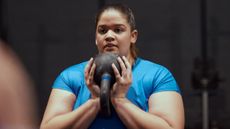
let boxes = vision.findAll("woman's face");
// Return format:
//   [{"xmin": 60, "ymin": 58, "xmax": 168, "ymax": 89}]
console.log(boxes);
[{"xmin": 95, "ymin": 9, "xmax": 137, "ymax": 58}]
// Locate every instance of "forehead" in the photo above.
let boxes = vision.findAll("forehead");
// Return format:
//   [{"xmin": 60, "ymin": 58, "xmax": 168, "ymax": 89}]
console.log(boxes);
[{"xmin": 97, "ymin": 9, "xmax": 128, "ymax": 26}]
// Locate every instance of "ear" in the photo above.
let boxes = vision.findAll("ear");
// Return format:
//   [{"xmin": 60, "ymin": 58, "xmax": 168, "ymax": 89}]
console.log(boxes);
[{"xmin": 131, "ymin": 30, "xmax": 138, "ymax": 44}]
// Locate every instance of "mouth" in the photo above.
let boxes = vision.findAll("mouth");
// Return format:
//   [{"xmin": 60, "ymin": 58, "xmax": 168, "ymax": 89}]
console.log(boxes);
[{"xmin": 103, "ymin": 43, "xmax": 118, "ymax": 51}]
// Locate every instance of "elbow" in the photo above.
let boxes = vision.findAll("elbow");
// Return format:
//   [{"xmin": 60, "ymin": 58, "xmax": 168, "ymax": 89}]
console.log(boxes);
[{"xmin": 169, "ymin": 121, "xmax": 184, "ymax": 129}]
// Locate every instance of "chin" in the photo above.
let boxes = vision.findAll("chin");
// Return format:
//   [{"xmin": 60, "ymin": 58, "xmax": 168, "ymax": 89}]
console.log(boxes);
[{"xmin": 103, "ymin": 49, "xmax": 119, "ymax": 54}]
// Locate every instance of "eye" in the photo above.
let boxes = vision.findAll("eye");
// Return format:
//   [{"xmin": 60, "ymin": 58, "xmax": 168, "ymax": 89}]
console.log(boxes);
[
  {"xmin": 114, "ymin": 28, "xmax": 123, "ymax": 33},
  {"xmin": 98, "ymin": 27, "xmax": 107, "ymax": 34}
]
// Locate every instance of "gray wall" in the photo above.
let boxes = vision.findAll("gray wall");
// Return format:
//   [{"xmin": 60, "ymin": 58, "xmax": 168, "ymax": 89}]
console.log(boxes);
[{"xmin": 1, "ymin": 0, "xmax": 230, "ymax": 128}]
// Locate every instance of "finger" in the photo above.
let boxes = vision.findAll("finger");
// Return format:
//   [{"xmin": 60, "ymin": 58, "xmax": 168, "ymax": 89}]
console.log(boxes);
[
  {"xmin": 117, "ymin": 57, "xmax": 126, "ymax": 73},
  {"xmin": 92, "ymin": 85, "xmax": 100, "ymax": 94},
  {"xmin": 84, "ymin": 57, "xmax": 94, "ymax": 76},
  {"xmin": 89, "ymin": 63, "xmax": 96, "ymax": 82},
  {"xmin": 111, "ymin": 84, "xmax": 117, "ymax": 96},
  {"xmin": 90, "ymin": 63, "xmax": 96, "ymax": 76},
  {"xmin": 112, "ymin": 63, "xmax": 121, "ymax": 80},
  {"xmin": 122, "ymin": 56, "xmax": 131, "ymax": 70}
]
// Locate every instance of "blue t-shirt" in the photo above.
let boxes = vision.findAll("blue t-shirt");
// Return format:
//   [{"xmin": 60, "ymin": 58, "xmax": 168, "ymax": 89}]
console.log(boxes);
[{"xmin": 52, "ymin": 58, "xmax": 180, "ymax": 129}]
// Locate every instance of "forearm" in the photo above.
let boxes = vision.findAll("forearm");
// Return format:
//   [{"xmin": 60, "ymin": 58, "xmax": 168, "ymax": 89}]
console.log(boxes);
[
  {"xmin": 41, "ymin": 98, "xmax": 100, "ymax": 129},
  {"xmin": 112, "ymin": 98, "xmax": 173, "ymax": 129}
]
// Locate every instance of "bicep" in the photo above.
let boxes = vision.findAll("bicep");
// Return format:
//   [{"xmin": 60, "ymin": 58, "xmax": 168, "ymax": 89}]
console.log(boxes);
[
  {"xmin": 148, "ymin": 91, "xmax": 184, "ymax": 129},
  {"xmin": 41, "ymin": 89, "xmax": 76, "ymax": 124}
]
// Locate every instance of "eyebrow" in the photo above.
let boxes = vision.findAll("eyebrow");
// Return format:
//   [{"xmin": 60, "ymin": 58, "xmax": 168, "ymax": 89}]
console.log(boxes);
[{"xmin": 98, "ymin": 24, "xmax": 127, "ymax": 28}]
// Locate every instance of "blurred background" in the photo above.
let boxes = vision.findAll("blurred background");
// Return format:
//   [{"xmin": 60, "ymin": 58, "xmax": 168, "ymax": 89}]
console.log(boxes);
[{"xmin": 0, "ymin": 0, "xmax": 230, "ymax": 128}]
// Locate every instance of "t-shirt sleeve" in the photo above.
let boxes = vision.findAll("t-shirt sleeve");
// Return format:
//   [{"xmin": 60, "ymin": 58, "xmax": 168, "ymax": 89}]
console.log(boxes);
[
  {"xmin": 52, "ymin": 71, "xmax": 74, "ymax": 93},
  {"xmin": 152, "ymin": 66, "xmax": 181, "ymax": 94}
]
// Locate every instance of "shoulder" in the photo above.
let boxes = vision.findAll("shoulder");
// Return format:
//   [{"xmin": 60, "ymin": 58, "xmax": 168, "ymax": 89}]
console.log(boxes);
[
  {"xmin": 52, "ymin": 61, "xmax": 88, "ymax": 91},
  {"xmin": 134, "ymin": 58, "xmax": 175, "ymax": 84},
  {"xmin": 136, "ymin": 58, "xmax": 181, "ymax": 94},
  {"xmin": 134, "ymin": 58, "xmax": 169, "ymax": 73},
  {"xmin": 62, "ymin": 61, "xmax": 87, "ymax": 74},
  {"xmin": 58, "ymin": 61, "xmax": 88, "ymax": 81}
]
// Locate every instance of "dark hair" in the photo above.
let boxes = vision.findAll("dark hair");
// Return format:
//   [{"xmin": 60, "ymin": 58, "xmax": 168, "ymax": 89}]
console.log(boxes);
[{"xmin": 95, "ymin": 3, "xmax": 138, "ymax": 59}]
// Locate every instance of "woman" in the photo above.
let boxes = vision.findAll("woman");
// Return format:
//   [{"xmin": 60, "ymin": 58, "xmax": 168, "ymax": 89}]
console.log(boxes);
[{"xmin": 40, "ymin": 3, "xmax": 184, "ymax": 129}]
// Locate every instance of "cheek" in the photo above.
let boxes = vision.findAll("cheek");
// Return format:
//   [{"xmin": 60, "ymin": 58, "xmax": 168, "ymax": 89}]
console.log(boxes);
[
  {"xmin": 118, "ymin": 42, "xmax": 131, "ymax": 54},
  {"xmin": 96, "ymin": 35, "xmax": 102, "ymax": 44},
  {"xmin": 120, "ymin": 36, "xmax": 132, "ymax": 47},
  {"xmin": 95, "ymin": 39, "xmax": 103, "ymax": 50}
]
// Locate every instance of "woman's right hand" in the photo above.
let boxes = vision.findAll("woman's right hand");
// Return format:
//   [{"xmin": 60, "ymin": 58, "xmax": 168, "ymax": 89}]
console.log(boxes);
[{"xmin": 84, "ymin": 58, "xmax": 100, "ymax": 99}]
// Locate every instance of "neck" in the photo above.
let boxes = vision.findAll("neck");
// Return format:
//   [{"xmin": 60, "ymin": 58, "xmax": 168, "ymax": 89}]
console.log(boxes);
[{"xmin": 127, "ymin": 54, "xmax": 135, "ymax": 68}]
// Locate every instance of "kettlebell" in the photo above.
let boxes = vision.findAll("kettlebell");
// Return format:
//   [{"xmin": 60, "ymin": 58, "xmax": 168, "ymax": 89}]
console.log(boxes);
[{"xmin": 93, "ymin": 52, "xmax": 121, "ymax": 117}]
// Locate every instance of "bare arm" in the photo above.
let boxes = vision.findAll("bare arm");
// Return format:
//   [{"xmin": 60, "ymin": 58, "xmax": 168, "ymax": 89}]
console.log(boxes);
[
  {"xmin": 40, "ymin": 89, "xmax": 100, "ymax": 129},
  {"xmin": 111, "ymin": 56, "xmax": 184, "ymax": 129},
  {"xmin": 40, "ymin": 58, "xmax": 101, "ymax": 129},
  {"xmin": 111, "ymin": 91, "xmax": 184, "ymax": 129}
]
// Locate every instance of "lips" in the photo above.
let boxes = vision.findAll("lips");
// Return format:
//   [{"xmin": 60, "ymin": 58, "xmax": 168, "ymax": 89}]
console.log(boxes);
[{"xmin": 103, "ymin": 43, "xmax": 118, "ymax": 50}]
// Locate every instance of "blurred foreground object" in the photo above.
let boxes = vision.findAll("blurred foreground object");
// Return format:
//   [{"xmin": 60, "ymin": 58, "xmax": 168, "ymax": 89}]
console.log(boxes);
[{"xmin": 0, "ymin": 39, "xmax": 38, "ymax": 128}]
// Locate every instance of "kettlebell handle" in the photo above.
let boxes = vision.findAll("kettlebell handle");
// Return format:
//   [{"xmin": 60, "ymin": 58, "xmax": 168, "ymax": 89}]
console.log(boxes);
[{"xmin": 93, "ymin": 53, "xmax": 121, "ymax": 117}]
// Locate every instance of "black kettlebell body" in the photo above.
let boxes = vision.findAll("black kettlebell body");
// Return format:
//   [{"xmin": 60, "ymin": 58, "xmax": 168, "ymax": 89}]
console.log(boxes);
[{"xmin": 93, "ymin": 52, "xmax": 121, "ymax": 117}]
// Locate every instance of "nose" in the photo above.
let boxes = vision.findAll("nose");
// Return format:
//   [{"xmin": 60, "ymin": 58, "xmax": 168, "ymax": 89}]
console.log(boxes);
[{"xmin": 105, "ymin": 30, "xmax": 115, "ymax": 42}]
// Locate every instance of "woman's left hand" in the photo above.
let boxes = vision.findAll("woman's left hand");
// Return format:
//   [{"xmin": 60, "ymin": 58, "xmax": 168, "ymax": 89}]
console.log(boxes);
[{"xmin": 111, "ymin": 56, "xmax": 132, "ymax": 99}]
